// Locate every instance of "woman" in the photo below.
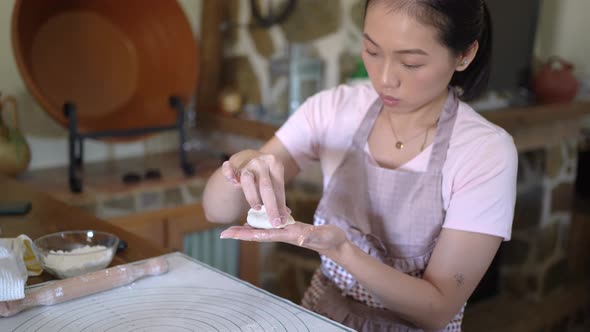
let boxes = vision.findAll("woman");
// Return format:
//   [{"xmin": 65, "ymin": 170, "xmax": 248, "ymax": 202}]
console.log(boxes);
[{"xmin": 203, "ymin": 0, "xmax": 518, "ymax": 330}]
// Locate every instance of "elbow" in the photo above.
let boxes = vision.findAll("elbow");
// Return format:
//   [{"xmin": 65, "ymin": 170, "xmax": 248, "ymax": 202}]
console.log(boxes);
[
  {"xmin": 202, "ymin": 189, "xmax": 222, "ymax": 224},
  {"xmin": 202, "ymin": 205, "xmax": 217, "ymax": 224},
  {"xmin": 393, "ymin": 300, "xmax": 457, "ymax": 331},
  {"xmin": 203, "ymin": 204, "xmax": 231, "ymax": 224},
  {"xmin": 416, "ymin": 310, "xmax": 458, "ymax": 331},
  {"xmin": 421, "ymin": 319, "xmax": 451, "ymax": 332},
  {"xmin": 202, "ymin": 198, "xmax": 231, "ymax": 224},
  {"xmin": 204, "ymin": 211, "xmax": 233, "ymax": 225},
  {"xmin": 201, "ymin": 169, "xmax": 247, "ymax": 224},
  {"xmin": 410, "ymin": 318, "xmax": 450, "ymax": 332},
  {"xmin": 202, "ymin": 178, "xmax": 229, "ymax": 224}
]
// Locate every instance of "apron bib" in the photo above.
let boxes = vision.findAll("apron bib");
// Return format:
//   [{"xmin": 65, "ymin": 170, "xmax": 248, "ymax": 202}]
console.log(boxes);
[{"xmin": 302, "ymin": 90, "xmax": 463, "ymax": 331}]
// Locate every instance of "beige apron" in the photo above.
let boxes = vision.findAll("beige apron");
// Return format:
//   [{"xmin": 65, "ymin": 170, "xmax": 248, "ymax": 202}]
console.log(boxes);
[{"xmin": 302, "ymin": 90, "xmax": 463, "ymax": 331}]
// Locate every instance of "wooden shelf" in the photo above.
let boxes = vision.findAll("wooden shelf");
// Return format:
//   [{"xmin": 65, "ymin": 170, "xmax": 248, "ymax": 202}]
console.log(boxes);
[
  {"xmin": 200, "ymin": 101, "xmax": 590, "ymax": 152},
  {"xmin": 481, "ymin": 100, "xmax": 590, "ymax": 131},
  {"xmin": 19, "ymin": 151, "xmax": 221, "ymax": 204},
  {"xmin": 199, "ymin": 112, "xmax": 278, "ymax": 141}
]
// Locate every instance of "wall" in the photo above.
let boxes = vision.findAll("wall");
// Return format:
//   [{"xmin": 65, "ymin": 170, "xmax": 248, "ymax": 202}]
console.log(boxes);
[
  {"xmin": 224, "ymin": 0, "xmax": 590, "ymax": 113},
  {"xmin": 0, "ymin": 0, "xmax": 202, "ymax": 170},
  {"xmin": 535, "ymin": 0, "xmax": 590, "ymax": 76},
  {"xmin": 220, "ymin": 0, "xmax": 363, "ymax": 120},
  {"xmin": 1, "ymin": 0, "xmax": 589, "ymax": 171}
]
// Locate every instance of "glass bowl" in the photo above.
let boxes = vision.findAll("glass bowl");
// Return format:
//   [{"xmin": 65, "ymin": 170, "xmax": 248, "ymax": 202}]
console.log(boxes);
[{"xmin": 34, "ymin": 230, "xmax": 119, "ymax": 279}]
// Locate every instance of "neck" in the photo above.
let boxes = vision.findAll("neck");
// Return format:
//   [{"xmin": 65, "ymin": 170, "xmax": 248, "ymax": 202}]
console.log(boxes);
[{"xmin": 385, "ymin": 89, "xmax": 448, "ymax": 134}]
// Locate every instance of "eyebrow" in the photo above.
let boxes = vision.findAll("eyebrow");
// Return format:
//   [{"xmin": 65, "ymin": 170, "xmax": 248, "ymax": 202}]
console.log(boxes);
[{"xmin": 363, "ymin": 33, "xmax": 429, "ymax": 56}]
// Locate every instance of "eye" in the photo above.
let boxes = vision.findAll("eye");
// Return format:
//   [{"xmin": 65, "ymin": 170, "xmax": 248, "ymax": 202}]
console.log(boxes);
[
  {"xmin": 364, "ymin": 49, "xmax": 378, "ymax": 57},
  {"xmin": 403, "ymin": 64, "xmax": 423, "ymax": 69}
]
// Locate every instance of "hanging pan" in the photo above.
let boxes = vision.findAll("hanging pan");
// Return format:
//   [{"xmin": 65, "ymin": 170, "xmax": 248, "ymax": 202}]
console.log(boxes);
[{"xmin": 11, "ymin": 0, "xmax": 198, "ymax": 141}]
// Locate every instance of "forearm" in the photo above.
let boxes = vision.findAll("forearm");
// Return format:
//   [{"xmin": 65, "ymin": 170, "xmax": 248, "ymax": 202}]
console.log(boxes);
[
  {"xmin": 202, "ymin": 168, "xmax": 249, "ymax": 224},
  {"xmin": 331, "ymin": 242, "xmax": 452, "ymax": 330}
]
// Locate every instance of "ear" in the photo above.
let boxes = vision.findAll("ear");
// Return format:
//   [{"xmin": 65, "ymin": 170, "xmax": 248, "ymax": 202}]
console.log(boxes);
[{"xmin": 456, "ymin": 41, "xmax": 479, "ymax": 72}]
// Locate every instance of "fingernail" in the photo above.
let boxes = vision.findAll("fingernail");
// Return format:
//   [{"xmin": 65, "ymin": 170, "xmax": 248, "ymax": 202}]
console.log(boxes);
[
  {"xmin": 286, "ymin": 207, "xmax": 292, "ymax": 214},
  {"xmin": 272, "ymin": 218, "xmax": 282, "ymax": 227},
  {"xmin": 220, "ymin": 231, "xmax": 228, "ymax": 239},
  {"xmin": 254, "ymin": 204, "xmax": 262, "ymax": 210},
  {"xmin": 230, "ymin": 179, "xmax": 238, "ymax": 184}
]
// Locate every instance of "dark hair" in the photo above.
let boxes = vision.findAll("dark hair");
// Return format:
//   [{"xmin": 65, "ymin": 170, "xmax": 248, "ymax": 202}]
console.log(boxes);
[{"xmin": 364, "ymin": 0, "xmax": 493, "ymax": 101}]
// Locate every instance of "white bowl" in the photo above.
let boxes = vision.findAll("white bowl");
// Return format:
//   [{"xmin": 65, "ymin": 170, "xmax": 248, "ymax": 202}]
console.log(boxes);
[{"xmin": 34, "ymin": 230, "xmax": 119, "ymax": 279}]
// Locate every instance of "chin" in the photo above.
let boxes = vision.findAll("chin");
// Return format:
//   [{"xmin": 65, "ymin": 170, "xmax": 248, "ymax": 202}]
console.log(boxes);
[{"xmin": 382, "ymin": 103, "xmax": 412, "ymax": 114}]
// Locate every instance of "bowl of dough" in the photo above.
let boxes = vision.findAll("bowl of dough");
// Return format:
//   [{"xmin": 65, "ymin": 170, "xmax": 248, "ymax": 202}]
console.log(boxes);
[{"xmin": 34, "ymin": 230, "xmax": 119, "ymax": 279}]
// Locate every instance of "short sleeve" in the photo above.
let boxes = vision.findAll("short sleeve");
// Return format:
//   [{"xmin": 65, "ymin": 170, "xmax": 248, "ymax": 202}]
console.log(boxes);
[
  {"xmin": 275, "ymin": 90, "xmax": 334, "ymax": 171},
  {"xmin": 443, "ymin": 133, "xmax": 518, "ymax": 241}
]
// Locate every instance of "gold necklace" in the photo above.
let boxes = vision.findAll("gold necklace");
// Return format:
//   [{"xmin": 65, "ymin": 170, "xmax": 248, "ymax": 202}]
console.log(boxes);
[{"xmin": 386, "ymin": 113, "xmax": 438, "ymax": 150}]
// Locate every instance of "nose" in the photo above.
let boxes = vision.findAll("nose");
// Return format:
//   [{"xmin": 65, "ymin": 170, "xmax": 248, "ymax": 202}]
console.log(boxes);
[{"xmin": 381, "ymin": 60, "xmax": 401, "ymax": 88}]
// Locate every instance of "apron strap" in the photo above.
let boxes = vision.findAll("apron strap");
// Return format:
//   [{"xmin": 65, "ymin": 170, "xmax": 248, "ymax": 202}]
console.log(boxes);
[
  {"xmin": 427, "ymin": 89, "xmax": 459, "ymax": 172},
  {"xmin": 352, "ymin": 98, "xmax": 383, "ymax": 149}
]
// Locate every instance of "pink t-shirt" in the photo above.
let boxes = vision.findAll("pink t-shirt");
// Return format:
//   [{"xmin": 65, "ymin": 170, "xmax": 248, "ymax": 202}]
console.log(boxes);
[{"xmin": 276, "ymin": 83, "xmax": 518, "ymax": 241}]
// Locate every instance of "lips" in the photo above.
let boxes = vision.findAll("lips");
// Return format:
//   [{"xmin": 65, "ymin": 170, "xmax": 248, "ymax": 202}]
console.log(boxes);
[{"xmin": 380, "ymin": 94, "xmax": 400, "ymax": 107}]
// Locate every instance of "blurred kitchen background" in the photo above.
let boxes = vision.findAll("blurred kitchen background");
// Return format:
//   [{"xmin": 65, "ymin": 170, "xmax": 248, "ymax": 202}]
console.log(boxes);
[{"xmin": 1, "ymin": 1, "xmax": 590, "ymax": 331}]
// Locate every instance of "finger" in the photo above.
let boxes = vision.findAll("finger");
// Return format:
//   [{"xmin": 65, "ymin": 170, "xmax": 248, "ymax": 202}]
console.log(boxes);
[
  {"xmin": 221, "ymin": 161, "xmax": 239, "ymax": 185},
  {"xmin": 220, "ymin": 227, "xmax": 273, "ymax": 241},
  {"xmin": 220, "ymin": 223, "xmax": 303, "ymax": 243},
  {"xmin": 219, "ymin": 226, "xmax": 251, "ymax": 239},
  {"xmin": 220, "ymin": 226, "xmax": 239, "ymax": 239},
  {"xmin": 240, "ymin": 170, "xmax": 262, "ymax": 209},
  {"xmin": 255, "ymin": 163, "xmax": 282, "ymax": 227},
  {"xmin": 263, "ymin": 154, "xmax": 289, "ymax": 220}
]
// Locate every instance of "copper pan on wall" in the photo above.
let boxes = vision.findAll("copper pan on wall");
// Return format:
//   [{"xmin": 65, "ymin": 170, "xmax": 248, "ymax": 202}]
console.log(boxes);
[{"xmin": 11, "ymin": 0, "xmax": 199, "ymax": 141}]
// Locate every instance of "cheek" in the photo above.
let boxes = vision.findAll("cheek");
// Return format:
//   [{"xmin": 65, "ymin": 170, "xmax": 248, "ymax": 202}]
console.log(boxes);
[
  {"xmin": 408, "ymin": 65, "xmax": 454, "ymax": 91},
  {"xmin": 361, "ymin": 53, "xmax": 379, "ymax": 76}
]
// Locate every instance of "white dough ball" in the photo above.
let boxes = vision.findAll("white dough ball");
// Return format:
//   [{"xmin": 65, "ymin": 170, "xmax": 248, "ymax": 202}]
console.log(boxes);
[{"xmin": 247, "ymin": 205, "xmax": 295, "ymax": 229}]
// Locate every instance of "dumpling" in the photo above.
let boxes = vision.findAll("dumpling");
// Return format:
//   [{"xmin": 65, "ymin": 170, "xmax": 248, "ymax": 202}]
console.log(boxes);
[{"xmin": 247, "ymin": 205, "xmax": 295, "ymax": 229}]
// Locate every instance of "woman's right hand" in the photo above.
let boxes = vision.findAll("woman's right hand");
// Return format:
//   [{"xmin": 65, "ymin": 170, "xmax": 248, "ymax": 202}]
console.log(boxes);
[{"xmin": 221, "ymin": 149, "xmax": 289, "ymax": 227}]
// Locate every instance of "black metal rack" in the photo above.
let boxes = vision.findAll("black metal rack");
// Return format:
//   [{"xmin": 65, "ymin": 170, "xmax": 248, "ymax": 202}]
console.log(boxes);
[{"xmin": 63, "ymin": 96, "xmax": 194, "ymax": 193}]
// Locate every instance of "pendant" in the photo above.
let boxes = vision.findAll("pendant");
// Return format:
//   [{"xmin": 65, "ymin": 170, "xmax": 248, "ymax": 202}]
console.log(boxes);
[{"xmin": 395, "ymin": 141, "xmax": 404, "ymax": 149}]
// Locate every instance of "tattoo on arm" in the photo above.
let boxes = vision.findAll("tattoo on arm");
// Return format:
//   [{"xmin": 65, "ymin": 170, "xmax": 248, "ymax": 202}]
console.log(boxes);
[{"xmin": 454, "ymin": 273, "xmax": 465, "ymax": 287}]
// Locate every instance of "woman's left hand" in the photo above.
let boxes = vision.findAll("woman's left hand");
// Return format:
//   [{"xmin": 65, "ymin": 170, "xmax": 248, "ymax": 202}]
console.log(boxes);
[{"xmin": 220, "ymin": 222, "xmax": 349, "ymax": 257}]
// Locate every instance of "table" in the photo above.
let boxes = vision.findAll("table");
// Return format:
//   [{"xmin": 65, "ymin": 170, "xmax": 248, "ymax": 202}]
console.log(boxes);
[{"xmin": 0, "ymin": 175, "xmax": 168, "ymax": 285}]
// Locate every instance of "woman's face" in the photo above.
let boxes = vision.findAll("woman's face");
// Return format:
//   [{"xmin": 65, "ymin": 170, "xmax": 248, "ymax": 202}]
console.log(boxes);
[{"xmin": 362, "ymin": 4, "xmax": 462, "ymax": 113}]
